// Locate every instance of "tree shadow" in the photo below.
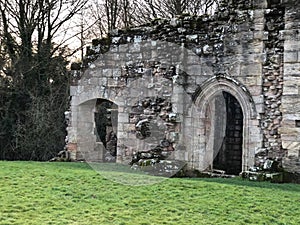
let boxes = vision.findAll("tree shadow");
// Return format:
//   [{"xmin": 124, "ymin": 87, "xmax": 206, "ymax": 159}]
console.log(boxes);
[{"xmin": 182, "ymin": 177, "xmax": 300, "ymax": 192}]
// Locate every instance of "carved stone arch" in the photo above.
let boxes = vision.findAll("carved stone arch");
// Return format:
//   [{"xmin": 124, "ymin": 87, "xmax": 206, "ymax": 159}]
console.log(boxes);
[
  {"xmin": 72, "ymin": 97, "xmax": 120, "ymax": 162},
  {"xmin": 190, "ymin": 76, "xmax": 261, "ymax": 173},
  {"xmin": 193, "ymin": 75, "xmax": 257, "ymax": 119}
]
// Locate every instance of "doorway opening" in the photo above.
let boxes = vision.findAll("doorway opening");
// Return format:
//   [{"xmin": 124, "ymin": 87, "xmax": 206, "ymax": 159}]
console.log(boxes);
[
  {"xmin": 94, "ymin": 99, "xmax": 118, "ymax": 162},
  {"xmin": 213, "ymin": 92, "xmax": 243, "ymax": 175}
]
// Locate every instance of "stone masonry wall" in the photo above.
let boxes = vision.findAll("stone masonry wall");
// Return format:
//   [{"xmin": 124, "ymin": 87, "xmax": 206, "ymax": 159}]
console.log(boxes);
[
  {"xmin": 67, "ymin": 0, "xmax": 300, "ymax": 176},
  {"xmin": 75, "ymin": 0, "xmax": 263, "ymax": 164},
  {"xmin": 260, "ymin": 3, "xmax": 285, "ymax": 162},
  {"xmin": 281, "ymin": 0, "xmax": 300, "ymax": 175}
]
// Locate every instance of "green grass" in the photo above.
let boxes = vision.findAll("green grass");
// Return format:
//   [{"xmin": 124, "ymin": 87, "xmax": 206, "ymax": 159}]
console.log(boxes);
[{"xmin": 0, "ymin": 161, "xmax": 300, "ymax": 225}]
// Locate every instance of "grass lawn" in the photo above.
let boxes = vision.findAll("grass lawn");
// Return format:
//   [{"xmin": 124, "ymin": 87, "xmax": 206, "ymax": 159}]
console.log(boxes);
[{"xmin": 0, "ymin": 161, "xmax": 299, "ymax": 225}]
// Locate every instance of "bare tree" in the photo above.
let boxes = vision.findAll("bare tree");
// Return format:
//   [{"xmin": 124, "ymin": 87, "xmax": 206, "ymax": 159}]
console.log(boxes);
[
  {"xmin": 162, "ymin": 0, "xmax": 189, "ymax": 16},
  {"xmin": 0, "ymin": 0, "xmax": 88, "ymax": 160},
  {"xmin": 85, "ymin": 0, "xmax": 219, "ymax": 39},
  {"xmin": 0, "ymin": 0, "xmax": 88, "ymax": 60},
  {"xmin": 105, "ymin": 0, "xmax": 119, "ymax": 31},
  {"xmin": 132, "ymin": 0, "xmax": 220, "ymax": 25},
  {"xmin": 89, "ymin": 0, "xmax": 123, "ymax": 36},
  {"xmin": 188, "ymin": 0, "xmax": 219, "ymax": 15},
  {"xmin": 120, "ymin": 0, "xmax": 135, "ymax": 28},
  {"xmin": 147, "ymin": 0, "xmax": 219, "ymax": 17}
]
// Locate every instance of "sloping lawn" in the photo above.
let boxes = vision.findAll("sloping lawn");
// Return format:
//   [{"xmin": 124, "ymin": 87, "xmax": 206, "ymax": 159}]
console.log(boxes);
[{"xmin": 0, "ymin": 161, "xmax": 299, "ymax": 225}]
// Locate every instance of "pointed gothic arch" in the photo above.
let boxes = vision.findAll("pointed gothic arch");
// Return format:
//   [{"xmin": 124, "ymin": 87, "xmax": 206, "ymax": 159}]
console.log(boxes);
[{"xmin": 190, "ymin": 76, "xmax": 261, "ymax": 173}]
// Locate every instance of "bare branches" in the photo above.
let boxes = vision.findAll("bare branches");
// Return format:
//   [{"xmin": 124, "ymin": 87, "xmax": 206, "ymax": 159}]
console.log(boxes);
[
  {"xmin": 0, "ymin": 1, "xmax": 18, "ymax": 62},
  {"xmin": 69, "ymin": 0, "xmax": 220, "ymax": 60},
  {"xmin": 1, "ymin": 0, "xmax": 221, "ymax": 63},
  {"xmin": 141, "ymin": 0, "xmax": 219, "ymax": 19},
  {"xmin": 0, "ymin": 0, "xmax": 88, "ymax": 59}
]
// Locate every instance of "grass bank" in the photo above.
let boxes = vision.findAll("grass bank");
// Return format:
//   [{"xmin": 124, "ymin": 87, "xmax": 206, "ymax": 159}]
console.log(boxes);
[{"xmin": 0, "ymin": 161, "xmax": 299, "ymax": 224}]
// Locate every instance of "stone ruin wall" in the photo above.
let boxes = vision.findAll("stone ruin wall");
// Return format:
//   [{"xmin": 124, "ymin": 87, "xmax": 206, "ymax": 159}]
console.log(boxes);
[
  {"xmin": 67, "ymin": 0, "xmax": 300, "ymax": 176},
  {"xmin": 281, "ymin": 0, "xmax": 300, "ymax": 174}
]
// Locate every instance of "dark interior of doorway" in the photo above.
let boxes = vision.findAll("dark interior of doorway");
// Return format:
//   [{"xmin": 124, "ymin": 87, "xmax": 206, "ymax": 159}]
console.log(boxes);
[
  {"xmin": 94, "ymin": 99, "xmax": 118, "ymax": 162},
  {"xmin": 213, "ymin": 92, "xmax": 243, "ymax": 175}
]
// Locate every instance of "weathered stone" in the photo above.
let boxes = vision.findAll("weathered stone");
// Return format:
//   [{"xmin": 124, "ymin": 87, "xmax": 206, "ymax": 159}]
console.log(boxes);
[{"xmin": 65, "ymin": 0, "xmax": 300, "ymax": 181}]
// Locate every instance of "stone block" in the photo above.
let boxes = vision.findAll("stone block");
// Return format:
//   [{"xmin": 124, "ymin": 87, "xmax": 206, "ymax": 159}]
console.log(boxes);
[
  {"xmin": 107, "ymin": 78, "xmax": 120, "ymax": 87},
  {"xmin": 98, "ymin": 77, "xmax": 108, "ymax": 86},
  {"xmin": 118, "ymin": 113, "xmax": 129, "ymax": 123},
  {"xmin": 123, "ymin": 123, "xmax": 136, "ymax": 132},
  {"xmin": 102, "ymin": 68, "xmax": 113, "ymax": 77},
  {"xmin": 244, "ymin": 75, "xmax": 259, "ymax": 86},
  {"xmin": 241, "ymin": 63, "xmax": 262, "ymax": 76},
  {"xmin": 281, "ymin": 118, "xmax": 295, "ymax": 127},
  {"xmin": 185, "ymin": 65, "xmax": 202, "ymax": 76},
  {"xmin": 283, "ymin": 85, "xmax": 299, "ymax": 95},
  {"xmin": 285, "ymin": 40, "xmax": 300, "ymax": 51},
  {"xmin": 185, "ymin": 54, "xmax": 201, "ymax": 65},
  {"xmin": 248, "ymin": 41, "xmax": 264, "ymax": 54},
  {"xmin": 282, "ymin": 95, "xmax": 300, "ymax": 105},
  {"xmin": 81, "ymin": 150, "xmax": 102, "ymax": 162},
  {"xmin": 200, "ymin": 64, "xmax": 214, "ymax": 76},
  {"xmin": 253, "ymin": 25, "xmax": 264, "ymax": 33},
  {"xmin": 283, "ymin": 77, "xmax": 300, "ymax": 89},
  {"xmin": 77, "ymin": 134, "xmax": 96, "ymax": 143},
  {"xmin": 194, "ymin": 75, "xmax": 208, "ymax": 85},
  {"xmin": 284, "ymin": 63, "xmax": 300, "ymax": 75},
  {"xmin": 249, "ymin": 119, "xmax": 260, "ymax": 127},
  {"xmin": 278, "ymin": 127, "xmax": 300, "ymax": 135},
  {"xmin": 282, "ymin": 140, "xmax": 300, "ymax": 152},
  {"xmin": 67, "ymin": 143, "xmax": 77, "ymax": 152},
  {"xmin": 77, "ymin": 122, "xmax": 94, "ymax": 134},
  {"xmin": 117, "ymin": 131, "xmax": 129, "ymax": 139},
  {"xmin": 282, "ymin": 112, "xmax": 300, "ymax": 121},
  {"xmin": 227, "ymin": 63, "xmax": 241, "ymax": 77},
  {"xmin": 77, "ymin": 141, "xmax": 94, "ymax": 152},
  {"xmin": 282, "ymin": 102, "xmax": 300, "ymax": 115},
  {"xmin": 112, "ymin": 69, "xmax": 122, "ymax": 77},
  {"xmin": 284, "ymin": 51, "xmax": 298, "ymax": 63},
  {"xmin": 248, "ymin": 85, "xmax": 262, "ymax": 96},
  {"xmin": 281, "ymin": 134, "xmax": 300, "ymax": 142},
  {"xmin": 224, "ymin": 42, "xmax": 243, "ymax": 54},
  {"xmin": 70, "ymin": 86, "xmax": 79, "ymax": 96}
]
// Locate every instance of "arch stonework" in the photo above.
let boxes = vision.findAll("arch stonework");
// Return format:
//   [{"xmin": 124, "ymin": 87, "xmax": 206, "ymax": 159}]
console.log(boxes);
[
  {"xmin": 68, "ymin": 75, "xmax": 123, "ymax": 161},
  {"xmin": 189, "ymin": 76, "xmax": 262, "ymax": 172}
]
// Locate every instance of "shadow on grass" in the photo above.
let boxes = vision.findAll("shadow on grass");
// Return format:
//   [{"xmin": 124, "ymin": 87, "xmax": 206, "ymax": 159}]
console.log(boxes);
[
  {"xmin": 87, "ymin": 162, "xmax": 168, "ymax": 186},
  {"xmin": 1, "ymin": 160, "xmax": 93, "ymax": 172},
  {"xmin": 183, "ymin": 176, "xmax": 300, "ymax": 192},
  {"xmin": 5, "ymin": 161, "xmax": 299, "ymax": 190},
  {"xmin": 54, "ymin": 162, "xmax": 300, "ymax": 190},
  {"xmin": 46, "ymin": 161, "xmax": 92, "ymax": 170},
  {"xmin": 47, "ymin": 161, "xmax": 300, "ymax": 190}
]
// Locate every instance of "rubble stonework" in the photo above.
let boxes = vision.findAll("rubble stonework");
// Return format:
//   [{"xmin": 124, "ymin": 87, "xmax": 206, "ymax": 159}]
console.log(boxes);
[
  {"xmin": 66, "ymin": 0, "xmax": 300, "ymax": 180},
  {"xmin": 259, "ymin": 5, "xmax": 285, "ymax": 165}
]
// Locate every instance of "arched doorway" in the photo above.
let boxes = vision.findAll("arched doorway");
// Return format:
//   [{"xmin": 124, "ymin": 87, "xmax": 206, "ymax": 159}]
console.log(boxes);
[
  {"xmin": 191, "ymin": 76, "xmax": 260, "ymax": 173},
  {"xmin": 72, "ymin": 98, "xmax": 119, "ymax": 162},
  {"xmin": 213, "ymin": 92, "xmax": 243, "ymax": 175},
  {"xmin": 94, "ymin": 99, "xmax": 118, "ymax": 162}
]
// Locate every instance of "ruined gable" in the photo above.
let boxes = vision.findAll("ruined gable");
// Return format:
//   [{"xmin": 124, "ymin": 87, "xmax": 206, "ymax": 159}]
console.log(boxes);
[{"xmin": 66, "ymin": 0, "xmax": 300, "ymax": 181}]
